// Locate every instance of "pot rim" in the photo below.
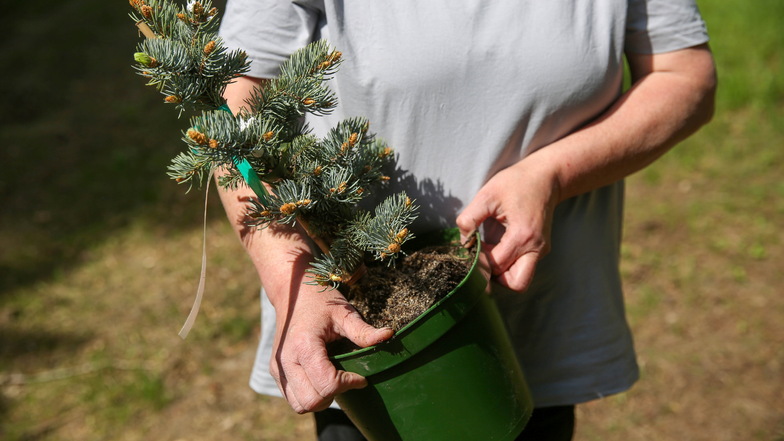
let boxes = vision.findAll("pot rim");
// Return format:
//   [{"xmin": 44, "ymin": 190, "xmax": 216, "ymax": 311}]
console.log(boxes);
[{"xmin": 330, "ymin": 230, "xmax": 489, "ymax": 375}]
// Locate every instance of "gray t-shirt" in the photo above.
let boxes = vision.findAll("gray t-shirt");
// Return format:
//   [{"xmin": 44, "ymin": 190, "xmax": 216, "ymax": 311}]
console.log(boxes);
[{"xmin": 220, "ymin": 0, "xmax": 709, "ymax": 407}]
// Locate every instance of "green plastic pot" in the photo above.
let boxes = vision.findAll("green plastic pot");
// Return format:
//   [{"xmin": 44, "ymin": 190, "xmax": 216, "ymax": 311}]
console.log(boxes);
[{"xmin": 331, "ymin": 231, "xmax": 533, "ymax": 441}]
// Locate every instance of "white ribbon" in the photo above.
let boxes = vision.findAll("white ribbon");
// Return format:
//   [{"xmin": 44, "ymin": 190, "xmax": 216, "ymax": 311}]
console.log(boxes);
[{"xmin": 178, "ymin": 168, "xmax": 214, "ymax": 339}]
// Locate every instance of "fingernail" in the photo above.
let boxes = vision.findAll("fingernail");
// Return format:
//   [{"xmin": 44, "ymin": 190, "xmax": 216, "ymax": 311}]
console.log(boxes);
[{"xmin": 375, "ymin": 327, "xmax": 394, "ymax": 343}]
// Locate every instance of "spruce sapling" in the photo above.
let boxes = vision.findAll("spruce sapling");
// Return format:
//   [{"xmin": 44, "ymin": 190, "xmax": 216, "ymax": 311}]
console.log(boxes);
[{"xmin": 130, "ymin": 0, "xmax": 419, "ymax": 289}]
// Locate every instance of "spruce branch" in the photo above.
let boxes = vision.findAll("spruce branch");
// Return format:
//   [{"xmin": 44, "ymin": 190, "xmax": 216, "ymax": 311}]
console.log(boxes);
[
  {"xmin": 130, "ymin": 0, "xmax": 248, "ymax": 114},
  {"xmin": 349, "ymin": 193, "xmax": 419, "ymax": 263},
  {"xmin": 131, "ymin": 0, "xmax": 419, "ymax": 290}
]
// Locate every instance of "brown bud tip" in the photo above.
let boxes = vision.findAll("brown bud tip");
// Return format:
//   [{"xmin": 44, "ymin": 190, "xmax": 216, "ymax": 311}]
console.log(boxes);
[
  {"xmin": 396, "ymin": 228, "xmax": 409, "ymax": 241},
  {"xmin": 164, "ymin": 95, "xmax": 181, "ymax": 104},
  {"xmin": 176, "ymin": 12, "xmax": 187, "ymax": 21},
  {"xmin": 262, "ymin": 131, "xmax": 275, "ymax": 141},
  {"xmin": 302, "ymin": 98, "xmax": 316, "ymax": 106},
  {"xmin": 313, "ymin": 166, "xmax": 323, "ymax": 176},
  {"xmin": 387, "ymin": 243, "xmax": 401, "ymax": 254},
  {"xmin": 203, "ymin": 40, "xmax": 216, "ymax": 55},
  {"xmin": 279, "ymin": 203, "xmax": 297, "ymax": 215},
  {"xmin": 348, "ymin": 133, "xmax": 358, "ymax": 146},
  {"xmin": 141, "ymin": 5, "xmax": 153, "ymax": 18},
  {"xmin": 208, "ymin": 139, "xmax": 219, "ymax": 149},
  {"xmin": 329, "ymin": 274, "xmax": 344, "ymax": 283},
  {"xmin": 187, "ymin": 128, "xmax": 208, "ymax": 144}
]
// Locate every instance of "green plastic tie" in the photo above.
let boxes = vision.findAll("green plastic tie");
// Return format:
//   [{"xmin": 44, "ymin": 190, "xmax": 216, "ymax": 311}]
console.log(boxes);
[{"xmin": 217, "ymin": 103, "xmax": 271, "ymax": 206}]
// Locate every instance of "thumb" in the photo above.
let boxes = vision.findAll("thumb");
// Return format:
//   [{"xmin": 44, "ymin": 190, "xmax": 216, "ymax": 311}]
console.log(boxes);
[{"xmin": 337, "ymin": 311, "xmax": 395, "ymax": 348}]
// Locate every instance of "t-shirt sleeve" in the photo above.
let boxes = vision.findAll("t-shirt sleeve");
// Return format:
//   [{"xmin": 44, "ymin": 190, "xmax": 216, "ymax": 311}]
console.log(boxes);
[
  {"xmin": 219, "ymin": 0, "xmax": 322, "ymax": 78},
  {"xmin": 625, "ymin": 0, "xmax": 709, "ymax": 54}
]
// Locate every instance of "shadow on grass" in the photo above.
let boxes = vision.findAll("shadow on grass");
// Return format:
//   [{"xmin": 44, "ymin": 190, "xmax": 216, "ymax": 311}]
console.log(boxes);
[
  {"xmin": 0, "ymin": 326, "xmax": 91, "ymax": 435},
  {"xmin": 0, "ymin": 326, "xmax": 91, "ymax": 367},
  {"xmin": 0, "ymin": 0, "xmax": 229, "ymax": 298}
]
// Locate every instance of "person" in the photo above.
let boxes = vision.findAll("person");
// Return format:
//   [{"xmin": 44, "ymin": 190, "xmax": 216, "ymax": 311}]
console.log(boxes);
[{"xmin": 215, "ymin": 1, "xmax": 717, "ymax": 439}]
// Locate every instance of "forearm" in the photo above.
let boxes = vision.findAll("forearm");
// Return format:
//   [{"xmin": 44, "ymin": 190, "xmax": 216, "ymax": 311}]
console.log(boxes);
[
  {"xmin": 217, "ymin": 75, "xmax": 320, "ymax": 309},
  {"xmin": 218, "ymin": 166, "xmax": 393, "ymax": 411},
  {"xmin": 216, "ymin": 178, "xmax": 318, "ymax": 304},
  {"xmin": 525, "ymin": 44, "xmax": 717, "ymax": 202}
]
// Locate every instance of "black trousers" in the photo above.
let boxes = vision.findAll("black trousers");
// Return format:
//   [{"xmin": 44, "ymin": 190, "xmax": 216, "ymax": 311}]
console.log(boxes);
[{"xmin": 314, "ymin": 405, "xmax": 575, "ymax": 441}]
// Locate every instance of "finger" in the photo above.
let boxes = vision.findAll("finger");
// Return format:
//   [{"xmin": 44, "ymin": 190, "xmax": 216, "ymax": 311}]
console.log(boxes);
[
  {"xmin": 277, "ymin": 342, "xmax": 368, "ymax": 413},
  {"xmin": 494, "ymin": 251, "xmax": 539, "ymax": 292},
  {"xmin": 336, "ymin": 308, "xmax": 395, "ymax": 348},
  {"xmin": 483, "ymin": 237, "xmax": 522, "ymax": 276},
  {"xmin": 299, "ymin": 342, "xmax": 370, "ymax": 412},
  {"xmin": 271, "ymin": 359, "xmax": 308, "ymax": 413},
  {"xmin": 485, "ymin": 224, "xmax": 547, "ymax": 276},
  {"xmin": 270, "ymin": 336, "xmax": 332, "ymax": 413}
]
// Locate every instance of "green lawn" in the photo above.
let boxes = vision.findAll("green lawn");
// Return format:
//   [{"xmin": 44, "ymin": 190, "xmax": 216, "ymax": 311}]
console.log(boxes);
[{"xmin": 1, "ymin": 0, "xmax": 782, "ymax": 440}]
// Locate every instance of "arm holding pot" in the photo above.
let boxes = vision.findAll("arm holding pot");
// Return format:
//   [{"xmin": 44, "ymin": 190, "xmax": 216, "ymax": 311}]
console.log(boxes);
[
  {"xmin": 457, "ymin": 44, "xmax": 717, "ymax": 292},
  {"xmin": 218, "ymin": 76, "xmax": 394, "ymax": 413}
]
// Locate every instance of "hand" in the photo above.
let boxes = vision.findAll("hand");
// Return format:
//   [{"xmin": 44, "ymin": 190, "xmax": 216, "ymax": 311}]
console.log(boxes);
[
  {"xmin": 456, "ymin": 156, "xmax": 561, "ymax": 292},
  {"xmin": 216, "ymin": 167, "xmax": 394, "ymax": 413},
  {"xmin": 269, "ymin": 284, "xmax": 394, "ymax": 413}
]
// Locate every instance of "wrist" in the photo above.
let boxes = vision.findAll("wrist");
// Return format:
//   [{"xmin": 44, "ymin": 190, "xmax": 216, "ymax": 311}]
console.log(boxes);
[{"xmin": 515, "ymin": 148, "xmax": 564, "ymax": 206}]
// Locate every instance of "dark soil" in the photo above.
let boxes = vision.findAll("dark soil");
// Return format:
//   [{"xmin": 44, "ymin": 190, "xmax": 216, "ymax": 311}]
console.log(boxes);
[{"xmin": 345, "ymin": 245, "xmax": 474, "ymax": 331}]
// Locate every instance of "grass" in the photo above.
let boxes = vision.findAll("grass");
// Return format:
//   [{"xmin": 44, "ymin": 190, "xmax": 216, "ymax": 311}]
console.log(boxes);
[
  {"xmin": 577, "ymin": 2, "xmax": 784, "ymax": 439},
  {"xmin": 1, "ymin": 0, "xmax": 782, "ymax": 440}
]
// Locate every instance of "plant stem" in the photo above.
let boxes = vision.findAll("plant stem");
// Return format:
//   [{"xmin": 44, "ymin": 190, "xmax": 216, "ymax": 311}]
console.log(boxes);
[
  {"xmin": 296, "ymin": 216, "xmax": 367, "ymax": 286},
  {"xmin": 295, "ymin": 216, "xmax": 330, "ymax": 255}
]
